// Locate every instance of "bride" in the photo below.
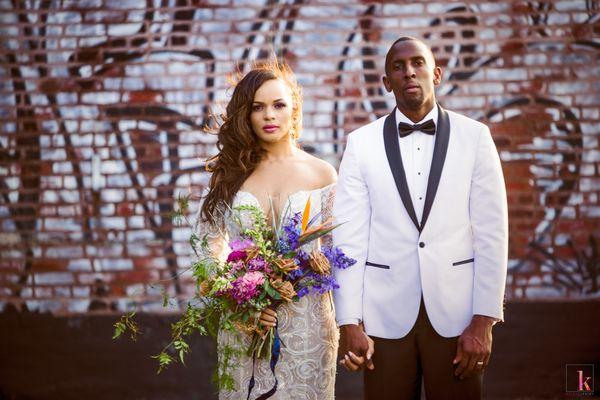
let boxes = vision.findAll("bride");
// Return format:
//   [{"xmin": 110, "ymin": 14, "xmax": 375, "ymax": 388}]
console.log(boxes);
[{"xmin": 196, "ymin": 60, "xmax": 339, "ymax": 399}]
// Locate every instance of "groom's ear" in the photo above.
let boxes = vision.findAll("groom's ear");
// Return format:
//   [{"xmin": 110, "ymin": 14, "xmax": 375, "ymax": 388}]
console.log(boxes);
[
  {"xmin": 433, "ymin": 66, "xmax": 443, "ymax": 86},
  {"xmin": 382, "ymin": 75, "xmax": 392, "ymax": 93}
]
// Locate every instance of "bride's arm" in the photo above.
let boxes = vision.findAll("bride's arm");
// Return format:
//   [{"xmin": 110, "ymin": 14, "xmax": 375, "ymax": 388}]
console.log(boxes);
[{"xmin": 192, "ymin": 194, "xmax": 228, "ymax": 275}]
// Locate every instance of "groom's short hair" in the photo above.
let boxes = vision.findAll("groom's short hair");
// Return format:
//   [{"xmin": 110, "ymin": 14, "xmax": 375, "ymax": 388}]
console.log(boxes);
[{"xmin": 384, "ymin": 36, "xmax": 436, "ymax": 76}]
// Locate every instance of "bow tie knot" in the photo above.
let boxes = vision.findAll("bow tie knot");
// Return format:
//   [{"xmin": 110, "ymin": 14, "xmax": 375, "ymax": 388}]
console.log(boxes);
[{"xmin": 398, "ymin": 119, "xmax": 436, "ymax": 137}]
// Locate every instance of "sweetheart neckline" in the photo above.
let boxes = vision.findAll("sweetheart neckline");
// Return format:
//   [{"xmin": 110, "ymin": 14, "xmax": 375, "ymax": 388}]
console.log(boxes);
[
  {"xmin": 235, "ymin": 182, "xmax": 335, "ymax": 205},
  {"xmin": 234, "ymin": 183, "xmax": 335, "ymax": 219}
]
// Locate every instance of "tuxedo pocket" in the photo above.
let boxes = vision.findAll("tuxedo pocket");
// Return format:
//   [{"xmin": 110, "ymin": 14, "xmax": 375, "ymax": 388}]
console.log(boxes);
[
  {"xmin": 366, "ymin": 261, "xmax": 390, "ymax": 269},
  {"xmin": 452, "ymin": 258, "xmax": 474, "ymax": 266}
]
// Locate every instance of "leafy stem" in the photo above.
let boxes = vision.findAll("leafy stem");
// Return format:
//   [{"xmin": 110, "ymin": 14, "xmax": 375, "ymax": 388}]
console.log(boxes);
[{"xmin": 112, "ymin": 311, "xmax": 141, "ymax": 341}]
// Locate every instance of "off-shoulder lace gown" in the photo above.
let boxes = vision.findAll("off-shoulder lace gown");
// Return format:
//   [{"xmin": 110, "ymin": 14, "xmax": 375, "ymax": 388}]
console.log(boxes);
[{"xmin": 195, "ymin": 184, "xmax": 339, "ymax": 400}]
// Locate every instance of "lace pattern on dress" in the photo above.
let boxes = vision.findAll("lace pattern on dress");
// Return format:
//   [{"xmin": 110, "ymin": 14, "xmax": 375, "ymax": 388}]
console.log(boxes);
[{"xmin": 320, "ymin": 184, "xmax": 336, "ymax": 248}]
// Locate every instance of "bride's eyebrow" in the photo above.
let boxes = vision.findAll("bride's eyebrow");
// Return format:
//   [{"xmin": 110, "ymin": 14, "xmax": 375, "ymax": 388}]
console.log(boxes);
[{"xmin": 253, "ymin": 98, "xmax": 285, "ymax": 104}]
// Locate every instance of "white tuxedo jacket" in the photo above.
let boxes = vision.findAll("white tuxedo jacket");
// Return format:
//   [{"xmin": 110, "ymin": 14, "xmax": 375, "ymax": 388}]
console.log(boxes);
[{"xmin": 333, "ymin": 105, "xmax": 508, "ymax": 338}]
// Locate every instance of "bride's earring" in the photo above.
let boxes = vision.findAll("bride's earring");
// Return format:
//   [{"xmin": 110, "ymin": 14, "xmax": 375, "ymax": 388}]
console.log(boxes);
[{"xmin": 290, "ymin": 116, "xmax": 299, "ymax": 140}]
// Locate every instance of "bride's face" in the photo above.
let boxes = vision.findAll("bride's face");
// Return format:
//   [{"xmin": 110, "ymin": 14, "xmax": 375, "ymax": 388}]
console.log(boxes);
[{"xmin": 250, "ymin": 79, "xmax": 294, "ymax": 144}]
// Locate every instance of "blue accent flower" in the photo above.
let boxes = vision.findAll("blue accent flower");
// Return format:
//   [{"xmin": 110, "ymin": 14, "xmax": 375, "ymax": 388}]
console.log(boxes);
[
  {"xmin": 313, "ymin": 274, "xmax": 340, "ymax": 295},
  {"xmin": 294, "ymin": 249, "xmax": 309, "ymax": 267},
  {"xmin": 278, "ymin": 212, "xmax": 302, "ymax": 252},
  {"xmin": 296, "ymin": 286, "xmax": 310, "ymax": 298},
  {"xmin": 295, "ymin": 271, "xmax": 339, "ymax": 297},
  {"xmin": 321, "ymin": 246, "xmax": 356, "ymax": 270},
  {"xmin": 287, "ymin": 266, "xmax": 305, "ymax": 280}
]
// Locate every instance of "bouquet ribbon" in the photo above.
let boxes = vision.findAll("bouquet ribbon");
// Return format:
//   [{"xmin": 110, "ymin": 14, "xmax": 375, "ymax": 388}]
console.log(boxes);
[{"xmin": 246, "ymin": 322, "xmax": 281, "ymax": 400}]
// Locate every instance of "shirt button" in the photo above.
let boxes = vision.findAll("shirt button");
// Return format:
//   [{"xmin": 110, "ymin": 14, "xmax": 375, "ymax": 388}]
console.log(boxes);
[
  {"xmin": 418, "ymin": 172, "xmax": 421, "ymax": 175},
  {"xmin": 419, "ymin": 242, "xmax": 425, "ymax": 248},
  {"xmin": 419, "ymin": 197, "xmax": 423, "ymax": 200},
  {"xmin": 417, "ymin": 147, "xmax": 421, "ymax": 151}
]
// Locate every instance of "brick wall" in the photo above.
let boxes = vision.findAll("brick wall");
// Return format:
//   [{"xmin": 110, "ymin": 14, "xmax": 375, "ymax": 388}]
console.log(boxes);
[{"xmin": 1, "ymin": 0, "xmax": 599, "ymax": 314}]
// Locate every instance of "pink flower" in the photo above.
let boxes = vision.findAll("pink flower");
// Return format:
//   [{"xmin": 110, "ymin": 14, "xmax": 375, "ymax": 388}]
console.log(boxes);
[
  {"xmin": 229, "ymin": 271, "xmax": 265, "ymax": 304},
  {"xmin": 229, "ymin": 260, "xmax": 245, "ymax": 274}
]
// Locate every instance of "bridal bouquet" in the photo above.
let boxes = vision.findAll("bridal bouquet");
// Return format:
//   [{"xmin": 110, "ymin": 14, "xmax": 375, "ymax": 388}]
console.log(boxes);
[{"xmin": 113, "ymin": 195, "xmax": 355, "ymax": 391}]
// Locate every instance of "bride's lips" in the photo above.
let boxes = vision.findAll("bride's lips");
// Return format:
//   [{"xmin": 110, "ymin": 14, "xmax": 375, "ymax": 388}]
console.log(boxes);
[{"xmin": 263, "ymin": 124, "xmax": 279, "ymax": 133}]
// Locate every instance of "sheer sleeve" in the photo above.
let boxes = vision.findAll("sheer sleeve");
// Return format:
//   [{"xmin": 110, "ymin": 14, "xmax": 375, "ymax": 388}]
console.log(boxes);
[
  {"xmin": 320, "ymin": 183, "xmax": 336, "ymax": 248},
  {"xmin": 192, "ymin": 200, "xmax": 228, "ymax": 264}
]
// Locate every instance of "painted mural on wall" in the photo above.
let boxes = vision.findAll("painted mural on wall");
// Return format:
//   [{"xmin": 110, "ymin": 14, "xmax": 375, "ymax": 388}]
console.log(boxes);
[{"xmin": 0, "ymin": 0, "xmax": 598, "ymax": 314}]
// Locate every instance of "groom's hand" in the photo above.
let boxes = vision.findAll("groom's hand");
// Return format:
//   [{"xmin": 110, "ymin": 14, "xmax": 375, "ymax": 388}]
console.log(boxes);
[
  {"xmin": 339, "ymin": 324, "xmax": 374, "ymax": 371},
  {"xmin": 453, "ymin": 315, "xmax": 494, "ymax": 380}
]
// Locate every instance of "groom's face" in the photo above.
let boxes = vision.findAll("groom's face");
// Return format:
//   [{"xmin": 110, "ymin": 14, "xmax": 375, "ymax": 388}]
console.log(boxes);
[{"xmin": 383, "ymin": 40, "xmax": 442, "ymax": 119}]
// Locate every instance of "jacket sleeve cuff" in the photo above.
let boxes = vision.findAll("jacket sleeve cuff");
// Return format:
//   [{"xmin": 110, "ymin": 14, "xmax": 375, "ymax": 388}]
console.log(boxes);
[{"xmin": 337, "ymin": 318, "xmax": 361, "ymax": 327}]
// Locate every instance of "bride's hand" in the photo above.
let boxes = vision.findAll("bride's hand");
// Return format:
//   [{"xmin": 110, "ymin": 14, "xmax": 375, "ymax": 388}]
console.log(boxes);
[
  {"xmin": 364, "ymin": 332, "xmax": 375, "ymax": 370},
  {"xmin": 258, "ymin": 308, "xmax": 277, "ymax": 327},
  {"xmin": 340, "ymin": 329, "xmax": 375, "ymax": 371}
]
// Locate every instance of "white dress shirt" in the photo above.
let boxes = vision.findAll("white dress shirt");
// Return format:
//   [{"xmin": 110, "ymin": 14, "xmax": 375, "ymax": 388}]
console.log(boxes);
[{"xmin": 396, "ymin": 106, "xmax": 438, "ymax": 224}]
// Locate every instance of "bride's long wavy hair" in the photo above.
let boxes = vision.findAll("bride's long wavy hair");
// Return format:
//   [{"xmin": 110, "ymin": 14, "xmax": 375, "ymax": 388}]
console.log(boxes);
[{"xmin": 200, "ymin": 60, "xmax": 303, "ymax": 226}]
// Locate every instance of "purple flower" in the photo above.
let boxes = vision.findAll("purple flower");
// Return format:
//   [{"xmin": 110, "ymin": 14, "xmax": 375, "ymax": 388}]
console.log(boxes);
[
  {"xmin": 296, "ymin": 286, "xmax": 310, "ymax": 298},
  {"xmin": 287, "ymin": 266, "xmax": 306, "ymax": 281},
  {"xmin": 315, "ymin": 274, "xmax": 340, "ymax": 294},
  {"xmin": 322, "ymin": 246, "xmax": 356, "ymax": 270},
  {"xmin": 248, "ymin": 257, "xmax": 271, "ymax": 273},
  {"xmin": 227, "ymin": 250, "xmax": 247, "ymax": 263},
  {"xmin": 295, "ymin": 272, "xmax": 339, "ymax": 297},
  {"xmin": 230, "ymin": 238, "xmax": 254, "ymax": 252},
  {"xmin": 229, "ymin": 260, "xmax": 245, "ymax": 274},
  {"xmin": 278, "ymin": 212, "xmax": 302, "ymax": 252},
  {"xmin": 229, "ymin": 271, "xmax": 265, "ymax": 304},
  {"xmin": 294, "ymin": 250, "xmax": 309, "ymax": 267}
]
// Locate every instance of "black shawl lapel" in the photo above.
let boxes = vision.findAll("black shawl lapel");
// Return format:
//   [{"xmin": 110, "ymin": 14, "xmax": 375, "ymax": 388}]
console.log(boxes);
[
  {"xmin": 420, "ymin": 104, "xmax": 450, "ymax": 231},
  {"xmin": 383, "ymin": 108, "xmax": 420, "ymax": 232}
]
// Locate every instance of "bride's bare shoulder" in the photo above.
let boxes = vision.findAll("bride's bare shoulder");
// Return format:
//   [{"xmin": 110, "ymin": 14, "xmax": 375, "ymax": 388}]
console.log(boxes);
[{"xmin": 299, "ymin": 150, "xmax": 337, "ymax": 187}]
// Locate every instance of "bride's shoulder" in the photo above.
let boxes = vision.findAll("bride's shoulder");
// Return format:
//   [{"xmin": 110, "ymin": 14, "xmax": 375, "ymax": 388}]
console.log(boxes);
[{"xmin": 299, "ymin": 151, "xmax": 337, "ymax": 187}]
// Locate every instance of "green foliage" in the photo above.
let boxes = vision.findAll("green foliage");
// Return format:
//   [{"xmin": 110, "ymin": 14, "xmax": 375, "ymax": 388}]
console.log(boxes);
[
  {"xmin": 112, "ymin": 311, "xmax": 140, "ymax": 341},
  {"xmin": 152, "ymin": 351, "xmax": 175, "ymax": 374},
  {"xmin": 236, "ymin": 204, "xmax": 274, "ymax": 255},
  {"xmin": 162, "ymin": 289, "xmax": 170, "ymax": 307},
  {"xmin": 171, "ymin": 193, "xmax": 191, "ymax": 226},
  {"xmin": 263, "ymin": 279, "xmax": 281, "ymax": 300},
  {"xmin": 189, "ymin": 233, "xmax": 200, "ymax": 257}
]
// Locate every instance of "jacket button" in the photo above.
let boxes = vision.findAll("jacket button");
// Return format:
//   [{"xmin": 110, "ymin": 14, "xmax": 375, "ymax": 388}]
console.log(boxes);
[{"xmin": 419, "ymin": 242, "xmax": 425, "ymax": 248}]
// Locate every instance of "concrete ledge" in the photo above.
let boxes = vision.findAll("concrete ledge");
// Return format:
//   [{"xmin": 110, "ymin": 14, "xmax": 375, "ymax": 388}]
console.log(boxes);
[{"xmin": 0, "ymin": 301, "xmax": 598, "ymax": 399}]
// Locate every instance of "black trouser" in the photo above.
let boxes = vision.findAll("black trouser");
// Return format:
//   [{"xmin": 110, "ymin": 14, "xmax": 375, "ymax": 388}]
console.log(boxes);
[{"xmin": 364, "ymin": 300, "xmax": 482, "ymax": 400}]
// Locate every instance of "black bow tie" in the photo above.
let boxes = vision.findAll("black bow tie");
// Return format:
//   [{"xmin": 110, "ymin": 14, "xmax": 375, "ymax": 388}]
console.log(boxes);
[{"xmin": 398, "ymin": 119, "xmax": 436, "ymax": 137}]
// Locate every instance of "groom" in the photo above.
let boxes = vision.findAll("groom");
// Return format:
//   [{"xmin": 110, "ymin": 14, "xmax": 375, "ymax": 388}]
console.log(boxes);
[{"xmin": 332, "ymin": 36, "xmax": 508, "ymax": 399}]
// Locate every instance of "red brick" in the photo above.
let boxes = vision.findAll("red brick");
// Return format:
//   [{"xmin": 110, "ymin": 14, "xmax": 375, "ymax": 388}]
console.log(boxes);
[{"xmin": 1, "ymin": 1, "xmax": 598, "ymax": 312}]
